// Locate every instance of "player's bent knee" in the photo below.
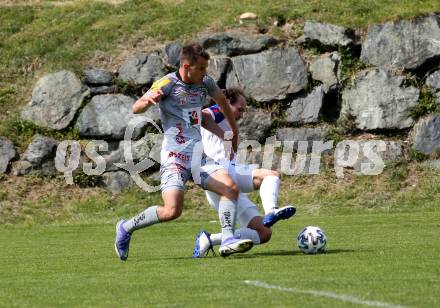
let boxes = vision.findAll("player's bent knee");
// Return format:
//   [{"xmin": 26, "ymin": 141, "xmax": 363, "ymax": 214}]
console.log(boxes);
[{"xmin": 219, "ymin": 180, "xmax": 239, "ymax": 200}]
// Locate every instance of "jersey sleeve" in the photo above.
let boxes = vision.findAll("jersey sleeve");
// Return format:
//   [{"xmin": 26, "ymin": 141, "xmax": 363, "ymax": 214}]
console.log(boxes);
[
  {"xmin": 148, "ymin": 75, "xmax": 176, "ymax": 96},
  {"xmin": 203, "ymin": 75, "xmax": 221, "ymax": 97},
  {"xmin": 207, "ymin": 104, "xmax": 225, "ymax": 124}
]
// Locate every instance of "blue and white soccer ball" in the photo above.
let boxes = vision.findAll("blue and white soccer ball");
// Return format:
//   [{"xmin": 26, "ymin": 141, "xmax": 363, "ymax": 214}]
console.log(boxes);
[{"xmin": 297, "ymin": 226, "xmax": 327, "ymax": 254}]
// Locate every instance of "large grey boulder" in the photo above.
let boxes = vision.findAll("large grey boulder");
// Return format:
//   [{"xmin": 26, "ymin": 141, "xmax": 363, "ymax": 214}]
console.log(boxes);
[
  {"xmin": 286, "ymin": 86, "xmax": 324, "ymax": 124},
  {"xmin": 361, "ymin": 14, "xmax": 440, "ymax": 70},
  {"xmin": 102, "ymin": 171, "xmax": 133, "ymax": 192},
  {"xmin": 238, "ymin": 108, "xmax": 272, "ymax": 142},
  {"xmin": 303, "ymin": 21, "xmax": 355, "ymax": 47},
  {"xmin": 111, "ymin": 133, "xmax": 163, "ymax": 173},
  {"xmin": 118, "ymin": 53, "xmax": 165, "ymax": 85},
  {"xmin": 334, "ymin": 139, "xmax": 404, "ymax": 178},
  {"xmin": 208, "ymin": 57, "xmax": 231, "ymax": 87},
  {"xmin": 84, "ymin": 68, "xmax": 113, "ymax": 85},
  {"xmin": 341, "ymin": 68, "xmax": 420, "ymax": 130},
  {"xmin": 75, "ymin": 94, "xmax": 152, "ymax": 139},
  {"xmin": 89, "ymin": 85, "xmax": 118, "ymax": 95},
  {"xmin": 199, "ymin": 33, "xmax": 278, "ymax": 56},
  {"xmin": 21, "ymin": 70, "xmax": 90, "ymax": 130},
  {"xmin": 426, "ymin": 70, "xmax": 440, "ymax": 105},
  {"xmin": 164, "ymin": 42, "xmax": 182, "ymax": 69},
  {"xmin": 0, "ymin": 137, "xmax": 16, "ymax": 173},
  {"xmin": 310, "ymin": 52, "xmax": 340, "ymax": 92},
  {"xmin": 84, "ymin": 68, "xmax": 116, "ymax": 95},
  {"xmin": 411, "ymin": 114, "xmax": 440, "ymax": 155},
  {"xmin": 276, "ymin": 126, "xmax": 329, "ymax": 153},
  {"xmin": 226, "ymin": 47, "xmax": 308, "ymax": 102},
  {"xmin": 22, "ymin": 134, "xmax": 58, "ymax": 167},
  {"xmin": 17, "ymin": 134, "xmax": 59, "ymax": 176}
]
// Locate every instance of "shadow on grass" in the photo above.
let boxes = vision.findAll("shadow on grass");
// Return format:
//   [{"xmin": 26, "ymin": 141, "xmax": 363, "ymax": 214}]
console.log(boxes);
[{"xmin": 123, "ymin": 249, "xmax": 358, "ymax": 262}]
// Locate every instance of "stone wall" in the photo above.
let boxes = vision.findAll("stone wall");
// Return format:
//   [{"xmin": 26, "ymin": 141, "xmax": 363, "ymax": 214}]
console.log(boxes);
[{"xmin": 2, "ymin": 14, "xmax": 440, "ymax": 191}]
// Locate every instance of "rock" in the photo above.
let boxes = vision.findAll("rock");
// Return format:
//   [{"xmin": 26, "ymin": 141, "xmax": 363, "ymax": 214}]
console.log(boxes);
[
  {"xmin": 207, "ymin": 57, "xmax": 231, "ymax": 87},
  {"xmin": 303, "ymin": 21, "xmax": 355, "ymax": 47},
  {"xmin": 226, "ymin": 47, "xmax": 308, "ymax": 102},
  {"xmin": 84, "ymin": 68, "xmax": 113, "ymax": 85},
  {"xmin": 426, "ymin": 70, "xmax": 440, "ymax": 90},
  {"xmin": 102, "ymin": 171, "xmax": 133, "ymax": 192},
  {"xmin": 115, "ymin": 133, "xmax": 163, "ymax": 172},
  {"xmin": 12, "ymin": 160, "xmax": 32, "ymax": 176},
  {"xmin": 426, "ymin": 70, "xmax": 440, "ymax": 105},
  {"xmin": 310, "ymin": 52, "xmax": 340, "ymax": 92},
  {"xmin": 75, "ymin": 94, "xmax": 152, "ymax": 139},
  {"xmin": 361, "ymin": 14, "xmax": 440, "ymax": 70},
  {"xmin": 22, "ymin": 134, "xmax": 58, "ymax": 167},
  {"xmin": 164, "ymin": 42, "xmax": 182, "ymax": 69},
  {"xmin": 89, "ymin": 85, "xmax": 118, "ymax": 95},
  {"xmin": 0, "ymin": 137, "xmax": 16, "ymax": 173},
  {"xmin": 237, "ymin": 108, "xmax": 272, "ymax": 142},
  {"xmin": 21, "ymin": 70, "xmax": 90, "ymax": 130},
  {"xmin": 118, "ymin": 53, "xmax": 165, "ymax": 85},
  {"xmin": 355, "ymin": 140, "xmax": 403, "ymax": 171},
  {"xmin": 276, "ymin": 126, "xmax": 329, "ymax": 152},
  {"xmin": 411, "ymin": 114, "xmax": 440, "ymax": 155},
  {"xmin": 286, "ymin": 86, "xmax": 324, "ymax": 124},
  {"xmin": 341, "ymin": 68, "xmax": 419, "ymax": 130},
  {"xmin": 199, "ymin": 33, "xmax": 278, "ymax": 57}
]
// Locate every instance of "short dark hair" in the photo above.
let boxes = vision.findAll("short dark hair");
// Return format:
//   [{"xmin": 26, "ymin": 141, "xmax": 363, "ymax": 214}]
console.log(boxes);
[
  {"xmin": 180, "ymin": 43, "xmax": 210, "ymax": 65},
  {"xmin": 223, "ymin": 87, "xmax": 246, "ymax": 105}
]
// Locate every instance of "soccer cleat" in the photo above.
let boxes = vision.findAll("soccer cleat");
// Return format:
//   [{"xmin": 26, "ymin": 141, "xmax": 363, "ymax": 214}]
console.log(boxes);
[
  {"xmin": 192, "ymin": 230, "xmax": 214, "ymax": 258},
  {"xmin": 262, "ymin": 205, "xmax": 296, "ymax": 227},
  {"xmin": 219, "ymin": 236, "xmax": 253, "ymax": 257},
  {"xmin": 114, "ymin": 220, "xmax": 131, "ymax": 261}
]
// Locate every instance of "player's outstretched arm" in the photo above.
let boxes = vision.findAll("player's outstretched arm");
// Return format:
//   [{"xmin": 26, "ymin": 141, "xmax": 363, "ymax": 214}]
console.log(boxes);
[
  {"xmin": 132, "ymin": 90, "xmax": 163, "ymax": 114},
  {"xmin": 212, "ymin": 90, "xmax": 239, "ymax": 152}
]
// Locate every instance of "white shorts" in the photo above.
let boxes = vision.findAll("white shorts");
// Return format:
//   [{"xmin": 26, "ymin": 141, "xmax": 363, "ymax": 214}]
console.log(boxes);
[
  {"xmin": 205, "ymin": 191, "xmax": 261, "ymax": 227},
  {"xmin": 228, "ymin": 162, "xmax": 258, "ymax": 193}
]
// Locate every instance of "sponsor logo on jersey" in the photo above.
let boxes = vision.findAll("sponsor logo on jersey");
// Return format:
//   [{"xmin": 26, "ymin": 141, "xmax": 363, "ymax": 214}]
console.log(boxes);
[{"xmin": 188, "ymin": 110, "xmax": 200, "ymax": 126}]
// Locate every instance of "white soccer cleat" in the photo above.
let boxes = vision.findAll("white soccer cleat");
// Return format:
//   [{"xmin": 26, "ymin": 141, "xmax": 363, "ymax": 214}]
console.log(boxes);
[
  {"xmin": 219, "ymin": 236, "xmax": 253, "ymax": 257},
  {"xmin": 193, "ymin": 230, "xmax": 214, "ymax": 258}
]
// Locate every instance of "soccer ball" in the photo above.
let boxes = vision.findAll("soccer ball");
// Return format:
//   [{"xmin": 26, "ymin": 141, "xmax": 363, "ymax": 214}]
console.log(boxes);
[{"xmin": 297, "ymin": 226, "xmax": 327, "ymax": 254}]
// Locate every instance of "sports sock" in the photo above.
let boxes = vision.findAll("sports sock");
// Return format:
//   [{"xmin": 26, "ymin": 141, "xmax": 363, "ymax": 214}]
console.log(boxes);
[
  {"xmin": 218, "ymin": 199, "xmax": 237, "ymax": 241},
  {"xmin": 235, "ymin": 228, "xmax": 261, "ymax": 245},
  {"xmin": 210, "ymin": 228, "xmax": 261, "ymax": 245},
  {"xmin": 123, "ymin": 206, "xmax": 159, "ymax": 233},
  {"xmin": 259, "ymin": 175, "xmax": 280, "ymax": 214}
]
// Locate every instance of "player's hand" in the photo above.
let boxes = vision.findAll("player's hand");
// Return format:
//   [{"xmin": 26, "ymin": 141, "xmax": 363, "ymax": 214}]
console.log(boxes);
[
  {"xmin": 133, "ymin": 90, "xmax": 163, "ymax": 113},
  {"xmin": 141, "ymin": 90, "xmax": 163, "ymax": 106}
]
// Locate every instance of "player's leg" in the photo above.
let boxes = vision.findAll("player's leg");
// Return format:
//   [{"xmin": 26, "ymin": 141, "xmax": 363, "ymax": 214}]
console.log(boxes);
[
  {"xmin": 193, "ymin": 193, "xmax": 268, "ymax": 258},
  {"xmin": 203, "ymin": 168, "xmax": 253, "ymax": 256},
  {"xmin": 250, "ymin": 168, "xmax": 296, "ymax": 227},
  {"xmin": 252, "ymin": 168, "xmax": 282, "ymax": 213},
  {"xmin": 115, "ymin": 163, "xmax": 187, "ymax": 261}
]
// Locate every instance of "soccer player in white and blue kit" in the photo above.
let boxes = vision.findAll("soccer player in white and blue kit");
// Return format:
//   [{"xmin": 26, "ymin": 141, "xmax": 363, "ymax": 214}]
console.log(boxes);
[
  {"xmin": 114, "ymin": 43, "xmax": 253, "ymax": 260},
  {"xmin": 193, "ymin": 87, "xmax": 296, "ymax": 258}
]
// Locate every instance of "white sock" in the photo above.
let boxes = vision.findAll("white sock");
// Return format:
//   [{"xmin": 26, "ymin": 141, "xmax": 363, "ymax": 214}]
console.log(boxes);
[
  {"xmin": 123, "ymin": 206, "xmax": 159, "ymax": 233},
  {"xmin": 209, "ymin": 228, "xmax": 261, "ymax": 246},
  {"xmin": 218, "ymin": 199, "xmax": 237, "ymax": 241},
  {"xmin": 259, "ymin": 175, "xmax": 280, "ymax": 214},
  {"xmin": 235, "ymin": 228, "xmax": 261, "ymax": 245}
]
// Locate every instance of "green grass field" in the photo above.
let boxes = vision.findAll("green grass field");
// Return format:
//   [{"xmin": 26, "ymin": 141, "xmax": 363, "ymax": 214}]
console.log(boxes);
[
  {"xmin": 2, "ymin": 1, "xmax": 440, "ymax": 307},
  {"xmin": 1, "ymin": 209, "xmax": 439, "ymax": 307}
]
